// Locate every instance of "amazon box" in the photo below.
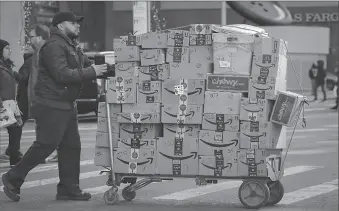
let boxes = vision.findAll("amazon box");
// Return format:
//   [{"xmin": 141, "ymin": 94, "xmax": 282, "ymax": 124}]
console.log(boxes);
[
  {"xmin": 140, "ymin": 49, "xmax": 166, "ymax": 66},
  {"xmin": 202, "ymin": 114, "xmax": 240, "ymax": 132},
  {"xmin": 198, "ymin": 153, "xmax": 238, "ymax": 177},
  {"xmin": 204, "ymin": 91, "xmax": 242, "ymax": 115},
  {"xmin": 207, "ymin": 75, "xmax": 249, "ymax": 93},
  {"xmin": 156, "ymin": 137, "xmax": 199, "ymax": 176},
  {"xmin": 252, "ymin": 36, "xmax": 287, "ymax": 80},
  {"xmin": 190, "ymin": 24, "xmax": 213, "ymax": 34},
  {"xmin": 198, "ymin": 130, "xmax": 240, "ymax": 157},
  {"xmin": 161, "ymin": 104, "xmax": 203, "ymax": 124},
  {"xmin": 166, "ymin": 47, "xmax": 190, "ymax": 63},
  {"xmin": 162, "ymin": 79, "xmax": 205, "ymax": 105},
  {"xmin": 190, "ymin": 34, "xmax": 212, "ymax": 46},
  {"xmin": 106, "ymin": 77, "xmax": 137, "ymax": 104},
  {"xmin": 113, "ymin": 148, "xmax": 156, "ymax": 174},
  {"xmin": 117, "ymin": 112, "xmax": 161, "ymax": 124},
  {"xmin": 271, "ymin": 91, "xmax": 305, "ymax": 127},
  {"xmin": 163, "ymin": 124, "xmax": 200, "ymax": 138},
  {"xmin": 238, "ymin": 149, "xmax": 284, "ymax": 179},
  {"xmin": 122, "ymin": 103, "xmax": 161, "ymax": 113},
  {"xmin": 248, "ymin": 76, "xmax": 285, "ymax": 100},
  {"xmin": 240, "ymin": 98, "xmax": 274, "ymax": 122},
  {"xmin": 118, "ymin": 138, "xmax": 157, "ymax": 149},
  {"xmin": 97, "ymin": 117, "xmax": 120, "ymax": 134},
  {"xmin": 189, "ymin": 46, "xmax": 213, "ymax": 64},
  {"xmin": 120, "ymin": 123, "xmax": 162, "ymax": 139},
  {"xmin": 113, "ymin": 35, "xmax": 142, "ymax": 47},
  {"xmin": 137, "ymin": 81, "xmax": 162, "ymax": 103},
  {"xmin": 169, "ymin": 62, "xmax": 212, "ymax": 80},
  {"xmin": 97, "ymin": 102, "xmax": 122, "ymax": 118},
  {"xmin": 114, "ymin": 46, "xmax": 140, "ymax": 62},
  {"xmin": 167, "ymin": 30, "xmax": 190, "ymax": 47},
  {"xmin": 94, "ymin": 147, "xmax": 111, "ymax": 167},
  {"xmin": 115, "ymin": 62, "xmax": 139, "ymax": 77},
  {"xmin": 239, "ymin": 121, "xmax": 285, "ymax": 149},
  {"xmin": 137, "ymin": 64, "xmax": 170, "ymax": 81},
  {"xmin": 141, "ymin": 32, "xmax": 168, "ymax": 48},
  {"xmin": 95, "ymin": 131, "xmax": 119, "ymax": 148},
  {"xmin": 212, "ymin": 33, "xmax": 254, "ymax": 75}
]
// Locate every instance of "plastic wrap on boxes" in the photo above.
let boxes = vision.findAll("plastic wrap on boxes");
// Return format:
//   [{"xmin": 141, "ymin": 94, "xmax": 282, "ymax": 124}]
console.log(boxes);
[
  {"xmin": 189, "ymin": 46, "xmax": 213, "ymax": 64},
  {"xmin": 120, "ymin": 123, "xmax": 162, "ymax": 139},
  {"xmin": 117, "ymin": 112, "xmax": 161, "ymax": 124},
  {"xmin": 96, "ymin": 131, "xmax": 119, "ymax": 148},
  {"xmin": 122, "ymin": 103, "xmax": 161, "ymax": 113},
  {"xmin": 169, "ymin": 62, "xmax": 212, "ymax": 80},
  {"xmin": 115, "ymin": 62, "xmax": 139, "ymax": 77},
  {"xmin": 141, "ymin": 32, "xmax": 168, "ymax": 48},
  {"xmin": 140, "ymin": 49, "xmax": 166, "ymax": 66},
  {"xmin": 118, "ymin": 138, "xmax": 157, "ymax": 149},
  {"xmin": 240, "ymin": 98, "xmax": 274, "ymax": 122},
  {"xmin": 202, "ymin": 113, "xmax": 240, "ymax": 132},
  {"xmin": 114, "ymin": 46, "xmax": 140, "ymax": 62},
  {"xmin": 248, "ymin": 76, "xmax": 285, "ymax": 100},
  {"xmin": 97, "ymin": 102, "xmax": 122, "ymax": 118},
  {"xmin": 106, "ymin": 77, "xmax": 137, "ymax": 104},
  {"xmin": 198, "ymin": 152, "xmax": 238, "ymax": 177},
  {"xmin": 163, "ymin": 124, "xmax": 200, "ymax": 138},
  {"xmin": 166, "ymin": 47, "xmax": 190, "ymax": 63},
  {"xmin": 137, "ymin": 64, "xmax": 170, "ymax": 81},
  {"xmin": 167, "ymin": 30, "xmax": 190, "ymax": 47},
  {"xmin": 161, "ymin": 104, "xmax": 203, "ymax": 124},
  {"xmin": 113, "ymin": 35, "xmax": 142, "ymax": 47},
  {"xmin": 204, "ymin": 91, "xmax": 242, "ymax": 115},
  {"xmin": 137, "ymin": 81, "xmax": 162, "ymax": 103}
]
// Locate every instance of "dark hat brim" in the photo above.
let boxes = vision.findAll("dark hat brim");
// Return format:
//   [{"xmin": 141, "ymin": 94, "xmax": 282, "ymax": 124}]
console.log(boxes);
[{"xmin": 75, "ymin": 15, "xmax": 84, "ymax": 23}]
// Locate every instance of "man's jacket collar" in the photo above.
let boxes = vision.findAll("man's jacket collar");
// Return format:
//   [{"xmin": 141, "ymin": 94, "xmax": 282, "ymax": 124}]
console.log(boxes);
[{"xmin": 50, "ymin": 27, "xmax": 77, "ymax": 48}]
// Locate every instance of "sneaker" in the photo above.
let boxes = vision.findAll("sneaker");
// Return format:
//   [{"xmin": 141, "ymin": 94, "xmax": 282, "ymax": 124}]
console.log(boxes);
[
  {"xmin": 2, "ymin": 173, "xmax": 20, "ymax": 202},
  {"xmin": 56, "ymin": 190, "xmax": 91, "ymax": 201},
  {"xmin": 331, "ymin": 105, "xmax": 338, "ymax": 110},
  {"xmin": 45, "ymin": 154, "xmax": 58, "ymax": 163},
  {"xmin": 0, "ymin": 152, "xmax": 9, "ymax": 162}
]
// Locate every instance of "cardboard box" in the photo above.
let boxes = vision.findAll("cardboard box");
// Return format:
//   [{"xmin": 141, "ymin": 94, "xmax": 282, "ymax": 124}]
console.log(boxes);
[
  {"xmin": 115, "ymin": 62, "xmax": 139, "ymax": 77},
  {"xmin": 97, "ymin": 117, "xmax": 120, "ymax": 133},
  {"xmin": 240, "ymin": 98, "xmax": 274, "ymax": 122},
  {"xmin": 122, "ymin": 103, "xmax": 161, "ymax": 113},
  {"xmin": 166, "ymin": 47, "xmax": 190, "ymax": 63},
  {"xmin": 140, "ymin": 49, "xmax": 166, "ymax": 66},
  {"xmin": 207, "ymin": 75, "xmax": 249, "ymax": 93},
  {"xmin": 114, "ymin": 46, "xmax": 140, "ymax": 62},
  {"xmin": 94, "ymin": 147, "xmax": 111, "ymax": 167},
  {"xmin": 106, "ymin": 77, "xmax": 137, "ymax": 104},
  {"xmin": 238, "ymin": 149, "xmax": 284, "ymax": 179},
  {"xmin": 113, "ymin": 35, "xmax": 142, "ymax": 47},
  {"xmin": 162, "ymin": 104, "xmax": 203, "ymax": 124},
  {"xmin": 167, "ymin": 30, "xmax": 190, "ymax": 47},
  {"xmin": 239, "ymin": 121, "xmax": 285, "ymax": 149},
  {"xmin": 202, "ymin": 114, "xmax": 240, "ymax": 132},
  {"xmin": 248, "ymin": 76, "xmax": 282, "ymax": 100},
  {"xmin": 169, "ymin": 62, "xmax": 212, "ymax": 80},
  {"xmin": 118, "ymin": 138, "xmax": 157, "ymax": 149},
  {"xmin": 190, "ymin": 24, "xmax": 213, "ymax": 34},
  {"xmin": 198, "ymin": 153, "xmax": 238, "ymax": 177},
  {"xmin": 141, "ymin": 32, "xmax": 168, "ymax": 48},
  {"xmin": 189, "ymin": 34, "xmax": 212, "ymax": 46},
  {"xmin": 163, "ymin": 124, "xmax": 200, "ymax": 138},
  {"xmin": 252, "ymin": 36, "xmax": 287, "ymax": 80},
  {"xmin": 113, "ymin": 148, "xmax": 156, "ymax": 174},
  {"xmin": 156, "ymin": 137, "xmax": 199, "ymax": 175},
  {"xmin": 137, "ymin": 81, "xmax": 162, "ymax": 103},
  {"xmin": 137, "ymin": 64, "xmax": 170, "ymax": 81},
  {"xmin": 271, "ymin": 91, "xmax": 305, "ymax": 127},
  {"xmin": 189, "ymin": 46, "xmax": 213, "ymax": 64},
  {"xmin": 162, "ymin": 79, "xmax": 205, "ymax": 105},
  {"xmin": 97, "ymin": 102, "xmax": 122, "ymax": 118},
  {"xmin": 198, "ymin": 130, "xmax": 240, "ymax": 156},
  {"xmin": 204, "ymin": 91, "xmax": 242, "ymax": 115},
  {"xmin": 120, "ymin": 123, "xmax": 162, "ymax": 139},
  {"xmin": 95, "ymin": 131, "xmax": 119, "ymax": 148},
  {"xmin": 212, "ymin": 33, "xmax": 254, "ymax": 75},
  {"xmin": 117, "ymin": 112, "xmax": 161, "ymax": 124}
]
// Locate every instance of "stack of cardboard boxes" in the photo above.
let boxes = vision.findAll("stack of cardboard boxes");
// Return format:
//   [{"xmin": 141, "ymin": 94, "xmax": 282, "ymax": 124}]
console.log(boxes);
[{"xmin": 94, "ymin": 24, "xmax": 304, "ymax": 179}]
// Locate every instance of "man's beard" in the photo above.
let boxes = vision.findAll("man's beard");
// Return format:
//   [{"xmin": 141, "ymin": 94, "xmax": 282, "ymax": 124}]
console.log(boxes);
[{"xmin": 65, "ymin": 29, "xmax": 79, "ymax": 40}]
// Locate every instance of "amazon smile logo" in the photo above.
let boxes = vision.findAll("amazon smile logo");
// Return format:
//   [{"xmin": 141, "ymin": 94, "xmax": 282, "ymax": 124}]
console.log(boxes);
[
  {"xmin": 199, "ymin": 139, "xmax": 238, "ymax": 148},
  {"xmin": 242, "ymin": 107, "xmax": 264, "ymax": 113},
  {"xmin": 252, "ymin": 85, "xmax": 273, "ymax": 91},
  {"xmin": 159, "ymin": 152, "xmax": 198, "ymax": 160},
  {"xmin": 240, "ymin": 160, "xmax": 264, "ymax": 166},
  {"xmin": 164, "ymin": 110, "xmax": 195, "ymax": 118},
  {"xmin": 138, "ymin": 89, "xmax": 159, "ymax": 95},
  {"xmin": 242, "ymin": 132, "xmax": 266, "ymax": 138},
  {"xmin": 165, "ymin": 88, "xmax": 202, "ymax": 96},
  {"xmin": 166, "ymin": 126, "xmax": 193, "ymax": 134},
  {"xmin": 201, "ymin": 162, "xmax": 233, "ymax": 170},
  {"xmin": 120, "ymin": 114, "xmax": 152, "ymax": 122},
  {"xmin": 204, "ymin": 118, "xmax": 232, "ymax": 125},
  {"xmin": 121, "ymin": 127, "xmax": 148, "ymax": 134},
  {"xmin": 120, "ymin": 139, "xmax": 151, "ymax": 147},
  {"xmin": 117, "ymin": 157, "xmax": 154, "ymax": 166}
]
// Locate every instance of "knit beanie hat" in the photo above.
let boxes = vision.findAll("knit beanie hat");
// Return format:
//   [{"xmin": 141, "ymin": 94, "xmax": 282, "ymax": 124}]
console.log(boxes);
[{"xmin": 0, "ymin": 39, "xmax": 9, "ymax": 52}]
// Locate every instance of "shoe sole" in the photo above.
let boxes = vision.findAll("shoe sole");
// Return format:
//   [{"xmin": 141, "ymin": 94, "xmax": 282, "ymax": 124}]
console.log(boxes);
[
  {"xmin": 2, "ymin": 174, "xmax": 20, "ymax": 202},
  {"xmin": 56, "ymin": 195, "xmax": 91, "ymax": 201}
]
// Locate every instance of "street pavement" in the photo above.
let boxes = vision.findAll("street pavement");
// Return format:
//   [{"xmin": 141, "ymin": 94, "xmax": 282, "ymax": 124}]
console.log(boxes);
[{"xmin": 0, "ymin": 99, "xmax": 338, "ymax": 211}]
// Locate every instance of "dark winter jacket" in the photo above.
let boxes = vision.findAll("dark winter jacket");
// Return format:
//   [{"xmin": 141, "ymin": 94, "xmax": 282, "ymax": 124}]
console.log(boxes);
[
  {"xmin": 34, "ymin": 27, "xmax": 96, "ymax": 110},
  {"xmin": 0, "ymin": 59, "xmax": 17, "ymax": 108}
]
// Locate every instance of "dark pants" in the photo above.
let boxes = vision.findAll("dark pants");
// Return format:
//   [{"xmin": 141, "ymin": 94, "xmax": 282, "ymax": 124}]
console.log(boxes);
[
  {"xmin": 6, "ymin": 126, "xmax": 22, "ymax": 165},
  {"xmin": 7, "ymin": 103, "xmax": 81, "ymax": 193},
  {"xmin": 314, "ymin": 83, "xmax": 327, "ymax": 100}
]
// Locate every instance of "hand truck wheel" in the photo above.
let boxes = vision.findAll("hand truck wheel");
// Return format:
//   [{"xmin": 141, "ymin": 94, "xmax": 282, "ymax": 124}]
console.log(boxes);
[
  {"xmin": 238, "ymin": 180, "xmax": 270, "ymax": 209},
  {"xmin": 104, "ymin": 187, "xmax": 119, "ymax": 205},
  {"xmin": 122, "ymin": 185, "xmax": 136, "ymax": 201},
  {"xmin": 266, "ymin": 180, "xmax": 284, "ymax": 206}
]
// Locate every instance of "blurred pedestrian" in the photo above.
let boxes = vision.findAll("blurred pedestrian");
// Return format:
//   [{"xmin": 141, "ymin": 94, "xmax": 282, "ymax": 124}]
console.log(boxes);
[
  {"xmin": 313, "ymin": 60, "xmax": 327, "ymax": 102},
  {"xmin": 308, "ymin": 63, "xmax": 317, "ymax": 97},
  {"xmin": 0, "ymin": 39, "xmax": 23, "ymax": 166},
  {"xmin": 330, "ymin": 67, "xmax": 338, "ymax": 110},
  {"xmin": 2, "ymin": 11, "xmax": 108, "ymax": 202}
]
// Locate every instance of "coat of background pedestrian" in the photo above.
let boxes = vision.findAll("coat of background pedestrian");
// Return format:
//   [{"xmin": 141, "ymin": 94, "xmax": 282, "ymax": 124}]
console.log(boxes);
[{"xmin": 312, "ymin": 60, "xmax": 327, "ymax": 102}]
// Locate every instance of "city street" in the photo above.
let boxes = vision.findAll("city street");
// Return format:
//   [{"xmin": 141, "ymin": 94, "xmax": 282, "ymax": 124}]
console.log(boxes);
[{"xmin": 0, "ymin": 99, "xmax": 338, "ymax": 211}]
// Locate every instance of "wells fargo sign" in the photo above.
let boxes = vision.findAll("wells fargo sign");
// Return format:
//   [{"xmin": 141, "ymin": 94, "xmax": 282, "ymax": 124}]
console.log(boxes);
[{"xmin": 292, "ymin": 12, "xmax": 338, "ymax": 23}]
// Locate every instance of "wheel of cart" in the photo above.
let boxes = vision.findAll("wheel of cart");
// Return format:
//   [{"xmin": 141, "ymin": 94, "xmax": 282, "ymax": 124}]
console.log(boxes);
[
  {"xmin": 266, "ymin": 180, "xmax": 284, "ymax": 206},
  {"xmin": 238, "ymin": 179, "xmax": 270, "ymax": 209},
  {"xmin": 104, "ymin": 186, "xmax": 119, "ymax": 205}
]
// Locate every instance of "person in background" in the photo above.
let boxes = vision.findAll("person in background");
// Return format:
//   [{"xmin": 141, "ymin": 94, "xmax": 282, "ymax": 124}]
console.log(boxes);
[
  {"xmin": 2, "ymin": 11, "xmax": 108, "ymax": 202},
  {"xmin": 330, "ymin": 67, "xmax": 338, "ymax": 110},
  {"xmin": 313, "ymin": 60, "xmax": 327, "ymax": 102},
  {"xmin": 0, "ymin": 39, "xmax": 23, "ymax": 166},
  {"xmin": 308, "ymin": 63, "xmax": 317, "ymax": 97}
]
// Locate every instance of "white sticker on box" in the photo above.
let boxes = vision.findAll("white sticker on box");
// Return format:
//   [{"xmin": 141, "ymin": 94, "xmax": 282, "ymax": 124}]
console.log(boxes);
[
  {"xmin": 130, "ymin": 149, "xmax": 139, "ymax": 160},
  {"xmin": 250, "ymin": 142, "xmax": 259, "ymax": 149},
  {"xmin": 248, "ymin": 112, "xmax": 258, "ymax": 122},
  {"xmin": 219, "ymin": 61, "xmax": 231, "ymax": 68},
  {"xmin": 131, "ymin": 112, "xmax": 141, "ymax": 123},
  {"xmin": 174, "ymin": 85, "xmax": 184, "ymax": 95},
  {"xmin": 129, "ymin": 162, "xmax": 137, "ymax": 173}
]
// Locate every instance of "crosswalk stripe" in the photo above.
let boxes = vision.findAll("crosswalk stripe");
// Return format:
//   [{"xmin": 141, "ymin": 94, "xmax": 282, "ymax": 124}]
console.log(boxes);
[
  {"xmin": 153, "ymin": 166, "xmax": 320, "ymax": 200},
  {"xmin": 279, "ymin": 179, "xmax": 338, "ymax": 205}
]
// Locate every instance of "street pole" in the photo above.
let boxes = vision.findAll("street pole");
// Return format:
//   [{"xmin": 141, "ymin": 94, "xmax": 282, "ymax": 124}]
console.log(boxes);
[
  {"xmin": 133, "ymin": 1, "xmax": 150, "ymax": 35},
  {"xmin": 221, "ymin": 1, "xmax": 227, "ymax": 26}
]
